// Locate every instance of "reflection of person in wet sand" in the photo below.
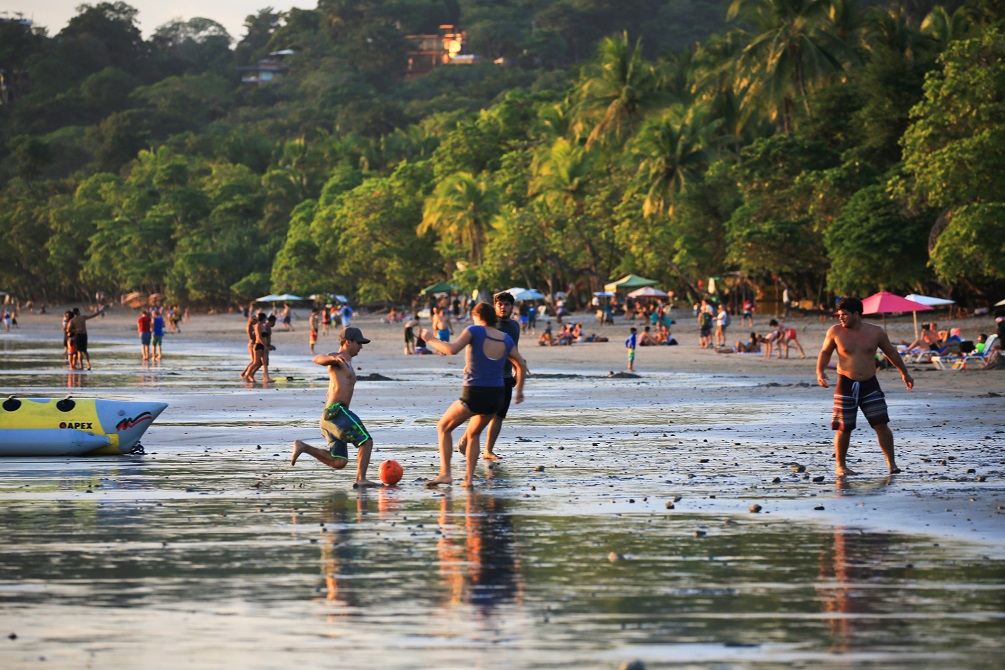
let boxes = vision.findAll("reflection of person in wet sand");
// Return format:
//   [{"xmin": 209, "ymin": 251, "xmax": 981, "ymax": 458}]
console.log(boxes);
[
  {"xmin": 313, "ymin": 492, "xmax": 364, "ymax": 606},
  {"xmin": 817, "ymin": 526, "xmax": 900, "ymax": 653},
  {"xmin": 435, "ymin": 491, "xmax": 520, "ymax": 611},
  {"xmin": 816, "ymin": 297, "xmax": 913, "ymax": 477},
  {"xmin": 290, "ymin": 327, "xmax": 380, "ymax": 488},
  {"xmin": 421, "ymin": 302, "xmax": 527, "ymax": 488}
]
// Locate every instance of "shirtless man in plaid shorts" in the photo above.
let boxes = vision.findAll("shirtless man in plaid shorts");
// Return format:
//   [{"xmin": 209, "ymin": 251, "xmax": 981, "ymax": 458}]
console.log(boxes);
[
  {"xmin": 816, "ymin": 297, "xmax": 914, "ymax": 477},
  {"xmin": 291, "ymin": 327, "xmax": 380, "ymax": 487}
]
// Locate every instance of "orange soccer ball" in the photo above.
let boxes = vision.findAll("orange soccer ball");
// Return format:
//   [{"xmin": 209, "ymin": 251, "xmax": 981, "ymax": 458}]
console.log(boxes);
[{"xmin": 378, "ymin": 459, "xmax": 403, "ymax": 486}]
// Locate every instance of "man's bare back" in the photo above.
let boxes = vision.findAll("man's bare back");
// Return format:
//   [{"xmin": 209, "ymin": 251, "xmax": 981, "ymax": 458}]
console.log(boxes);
[{"xmin": 70, "ymin": 307, "xmax": 103, "ymax": 335}]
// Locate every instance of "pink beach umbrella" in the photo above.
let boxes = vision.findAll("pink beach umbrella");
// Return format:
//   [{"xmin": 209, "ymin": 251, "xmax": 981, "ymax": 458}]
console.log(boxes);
[{"xmin": 861, "ymin": 291, "xmax": 932, "ymax": 330}]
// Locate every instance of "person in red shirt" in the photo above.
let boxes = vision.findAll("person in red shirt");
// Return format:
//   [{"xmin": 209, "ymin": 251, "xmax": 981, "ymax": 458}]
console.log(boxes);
[{"xmin": 137, "ymin": 310, "xmax": 152, "ymax": 361}]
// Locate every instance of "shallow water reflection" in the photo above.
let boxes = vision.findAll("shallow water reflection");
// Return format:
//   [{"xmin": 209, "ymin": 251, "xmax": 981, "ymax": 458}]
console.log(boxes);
[
  {"xmin": 2, "ymin": 329, "xmax": 1004, "ymax": 669},
  {"xmin": 1, "ymin": 454, "xmax": 1002, "ymax": 669}
]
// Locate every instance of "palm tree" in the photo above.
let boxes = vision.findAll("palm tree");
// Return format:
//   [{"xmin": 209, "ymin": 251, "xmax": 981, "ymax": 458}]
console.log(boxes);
[
  {"xmin": 861, "ymin": 4, "xmax": 925, "ymax": 58},
  {"xmin": 728, "ymin": 0, "xmax": 856, "ymax": 132},
  {"xmin": 691, "ymin": 29, "xmax": 752, "ymax": 148},
  {"xmin": 528, "ymin": 138, "xmax": 595, "ymax": 214},
  {"xmin": 629, "ymin": 105, "xmax": 723, "ymax": 218},
  {"xmin": 536, "ymin": 99, "xmax": 576, "ymax": 141},
  {"xmin": 572, "ymin": 31, "xmax": 660, "ymax": 149},
  {"xmin": 528, "ymin": 138, "xmax": 604, "ymax": 288},
  {"xmin": 418, "ymin": 172, "xmax": 499, "ymax": 267},
  {"xmin": 921, "ymin": 5, "xmax": 973, "ymax": 50},
  {"xmin": 823, "ymin": 0, "xmax": 867, "ymax": 45}
]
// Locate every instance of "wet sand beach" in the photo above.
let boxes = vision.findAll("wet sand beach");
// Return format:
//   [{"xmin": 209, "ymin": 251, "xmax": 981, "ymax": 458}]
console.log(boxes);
[{"xmin": 1, "ymin": 307, "xmax": 1003, "ymax": 668}]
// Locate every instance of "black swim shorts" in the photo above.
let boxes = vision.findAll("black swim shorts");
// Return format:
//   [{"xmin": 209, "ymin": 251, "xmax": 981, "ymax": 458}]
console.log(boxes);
[
  {"xmin": 495, "ymin": 377, "xmax": 517, "ymax": 419},
  {"xmin": 460, "ymin": 385, "xmax": 505, "ymax": 416}
]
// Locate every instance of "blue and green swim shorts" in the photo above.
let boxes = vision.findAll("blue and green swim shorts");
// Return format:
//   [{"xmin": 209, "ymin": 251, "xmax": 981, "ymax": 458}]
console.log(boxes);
[{"xmin": 320, "ymin": 402, "xmax": 371, "ymax": 460}]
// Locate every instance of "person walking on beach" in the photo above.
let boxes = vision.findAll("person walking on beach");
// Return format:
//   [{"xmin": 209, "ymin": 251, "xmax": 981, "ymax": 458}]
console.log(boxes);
[
  {"xmin": 421, "ymin": 302, "xmax": 527, "ymax": 487},
  {"xmin": 242, "ymin": 313, "xmax": 270, "ymax": 382},
  {"xmin": 715, "ymin": 304, "xmax": 729, "ymax": 348},
  {"xmin": 68, "ymin": 305, "xmax": 105, "ymax": 371},
  {"xmin": 697, "ymin": 301, "xmax": 713, "ymax": 348},
  {"xmin": 322, "ymin": 305, "xmax": 332, "ymax": 336},
  {"xmin": 243, "ymin": 312, "xmax": 261, "ymax": 376},
  {"xmin": 291, "ymin": 327, "xmax": 379, "ymax": 488},
  {"xmin": 433, "ymin": 302, "xmax": 453, "ymax": 343},
  {"xmin": 626, "ymin": 326, "xmax": 637, "ymax": 371},
  {"xmin": 151, "ymin": 308, "xmax": 165, "ymax": 360},
  {"xmin": 340, "ymin": 303, "xmax": 353, "ymax": 328},
  {"xmin": 742, "ymin": 299, "xmax": 755, "ymax": 327},
  {"xmin": 456, "ymin": 291, "xmax": 523, "ymax": 460},
  {"xmin": 63, "ymin": 310, "xmax": 77, "ymax": 368},
  {"xmin": 282, "ymin": 304, "xmax": 294, "ymax": 331},
  {"xmin": 137, "ymin": 309, "xmax": 152, "ymax": 361},
  {"xmin": 403, "ymin": 314, "xmax": 418, "ymax": 355},
  {"xmin": 816, "ymin": 297, "xmax": 914, "ymax": 477},
  {"xmin": 309, "ymin": 308, "xmax": 320, "ymax": 355},
  {"xmin": 260, "ymin": 314, "xmax": 277, "ymax": 381}
]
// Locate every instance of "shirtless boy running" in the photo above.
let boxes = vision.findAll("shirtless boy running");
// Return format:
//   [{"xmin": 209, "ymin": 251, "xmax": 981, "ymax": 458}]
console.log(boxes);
[
  {"xmin": 291, "ymin": 327, "xmax": 380, "ymax": 487},
  {"xmin": 816, "ymin": 297, "xmax": 914, "ymax": 477}
]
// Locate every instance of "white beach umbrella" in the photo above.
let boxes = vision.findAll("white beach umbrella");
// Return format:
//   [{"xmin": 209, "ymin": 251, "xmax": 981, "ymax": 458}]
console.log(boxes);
[
  {"xmin": 904, "ymin": 294, "xmax": 955, "ymax": 338},
  {"xmin": 510, "ymin": 288, "xmax": 546, "ymax": 301}
]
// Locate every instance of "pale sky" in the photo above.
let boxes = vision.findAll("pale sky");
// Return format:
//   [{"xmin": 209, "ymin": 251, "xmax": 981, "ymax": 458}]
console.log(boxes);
[{"xmin": 1, "ymin": 0, "xmax": 316, "ymax": 42}]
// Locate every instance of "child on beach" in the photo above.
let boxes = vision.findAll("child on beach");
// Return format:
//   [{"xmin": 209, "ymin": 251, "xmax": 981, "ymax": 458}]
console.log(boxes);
[{"xmin": 626, "ymin": 327, "xmax": 637, "ymax": 372}]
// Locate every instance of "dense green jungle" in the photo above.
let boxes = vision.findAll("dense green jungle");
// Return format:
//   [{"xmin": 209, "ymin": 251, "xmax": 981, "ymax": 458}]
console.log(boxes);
[{"xmin": 1, "ymin": 0, "xmax": 1002, "ymax": 308}]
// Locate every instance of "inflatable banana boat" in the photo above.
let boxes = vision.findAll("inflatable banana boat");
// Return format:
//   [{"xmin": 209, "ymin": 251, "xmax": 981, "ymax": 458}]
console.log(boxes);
[{"xmin": 0, "ymin": 396, "xmax": 168, "ymax": 456}]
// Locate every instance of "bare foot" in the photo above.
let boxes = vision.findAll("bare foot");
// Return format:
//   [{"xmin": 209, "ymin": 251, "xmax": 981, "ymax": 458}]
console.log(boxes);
[
  {"xmin": 425, "ymin": 475, "xmax": 453, "ymax": 487},
  {"xmin": 482, "ymin": 452, "xmax": 500, "ymax": 461},
  {"xmin": 352, "ymin": 479, "xmax": 381, "ymax": 488},
  {"xmin": 291, "ymin": 440, "xmax": 306, "ymax": 466},
  {"xmin": 835, "ymin": 465, "xmax": 858, "ymax": 477},
  {"xmin": 262, "ymin": 377, "xmax": 274, "ymax": 384},
  {"xmin": 462, "ymin": 478, "xmax": 474, "ymax": 488},
  {"xmin": 888, "ymin": 467, "xmax": 901, "ymax": 474},
  {"xmin": 456, "ymin": 435, "xmax": 467, "ymax": 456}
]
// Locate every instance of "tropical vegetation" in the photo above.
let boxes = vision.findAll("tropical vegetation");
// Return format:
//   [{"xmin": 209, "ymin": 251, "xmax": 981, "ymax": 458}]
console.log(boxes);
[{"xmin": 1, "ymin": 0, "xmax": 1002, "ymax": 308}]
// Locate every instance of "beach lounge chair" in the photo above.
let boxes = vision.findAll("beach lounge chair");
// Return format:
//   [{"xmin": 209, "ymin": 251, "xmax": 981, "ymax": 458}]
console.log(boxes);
[
  {"xmin": 932, "ymin": 334, "xmax": 999, "ymax": 370},
  {"xmin": 959, "ymin": 334, "xmax": 999, "ymax": 369},
  {"xmin": 912, "ymin": 341, "xmax": 957, "ymax": 364}
]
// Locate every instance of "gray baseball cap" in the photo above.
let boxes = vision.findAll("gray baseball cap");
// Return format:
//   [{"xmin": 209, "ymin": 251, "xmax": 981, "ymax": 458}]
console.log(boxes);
[{"xmin": 339, "ymin": 327, "xmax": 371, "ymax": 344}]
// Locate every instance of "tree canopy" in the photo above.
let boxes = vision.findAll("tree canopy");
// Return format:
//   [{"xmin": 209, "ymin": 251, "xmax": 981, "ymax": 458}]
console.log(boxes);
[{"xmin": 1, "ymin": 0, "xmax": 1002, "ymax": 307}]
